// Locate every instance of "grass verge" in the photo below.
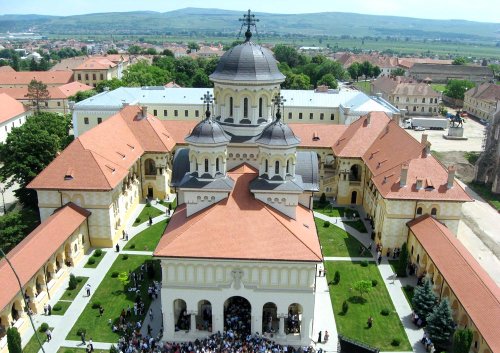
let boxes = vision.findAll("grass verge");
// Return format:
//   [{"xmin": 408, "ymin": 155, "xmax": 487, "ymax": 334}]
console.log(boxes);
[
  {"xmin": 344, "ymin": 220, "xmax": 368, "ymax": 233},
  {"xmin": 62, "ymin": 276, "xmax": 88, "ymax": 300},
  {"xmin": 316, "ymin": 218, "xmax": 371, "ymax": 257},
  {"xmin": 325, "ymin": 261, "xmax": 411, "ymax": 351},
  {"xmin": 67, "ymin": 255, "xmax": 160, "ymax": 342},
  {"xmin": 133, "ymin": 204, "xmax": 164, "ymax": 226},
  {"xmin": 466, "ymin": 181, "xmax": 500, "ymax": 210},
  {"xmin": 23, "ymin": 326, "xmax": 53, "ymax": 353},
  {"xmin": 84, "ymin": 250, "xmax": 107, "ymax": 268},
  {"xmin": 52, "ymin": 300, "xmax": 72, "ymax": 315},
  {"xmin": 57, "ymin": 348, "xmax": 109, "ymax": 353},
  {"xmin": 124, "ymin": 219, "xmax": 168, "ymax": 251}
]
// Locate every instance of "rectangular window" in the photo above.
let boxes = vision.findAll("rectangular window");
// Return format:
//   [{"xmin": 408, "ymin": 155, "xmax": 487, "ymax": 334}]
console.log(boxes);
[
  {"xmin": 299, "ymin": 113, "xmax": 303, "ymax": 120},
  {"xmin": 195, "ymin": 110, "xmax": 199, "ymax": 117},
  {"xmin": 45, "ymin": 102, "xmax": 48, "ymax": 107},
  {"xmin": 12, "ymin": 122, "xmax": 14, "ymax": 127},
  {"xmin": 288, "ymin": 112, "xmax": 292, "ymax": 119},
  {"xmin": 174, "ymin": 110, "xmax": 178, "ymax": 117},
  {"xmin": 100, "ymin": 73, "xmax": 104, "ymax": 80},
  {"xmin": 185, "ymin": 110, "xmax": 188, "ymax": 117},
  {"xmin": 97, "ymin": 117, "xmax": 102, "ymax": 124},
  {"xmin": 153, "ymin": 109, "xmax": 157, "ymax": 116},
  {"xmin": 330, "ymin": 113, "xmax": 334, "ymax": 120},
  {"xmin": 92, "ymin": 73, "xmax": 96, "ymax": 80},
  {"xmin": 57, "ymin": 101, "xmax": 61, "ymax": 106},
  {"xmin": 164, "ymin": 110, "xmax": 168, "ymax": 117},
  {"xmin": 77, "ymin": 74, "xmax": 81, "ymax": 80},
  {"xmin": 85, "ymin": 73, "xmax": 89, "ymax": 80},
  {"xmin": 84, "ymin": 117, "xmax": 89, "ymax": 125},
  {"xmin": 320, "ymin": 113, "xmax": 324, "ymax": 120},
  {"xmin": 309, "ymin": 113, "xmax": 313, "ymax": 119}
]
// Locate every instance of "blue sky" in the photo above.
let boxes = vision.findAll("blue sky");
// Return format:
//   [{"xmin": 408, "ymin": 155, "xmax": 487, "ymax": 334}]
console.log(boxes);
[{"xmin": 0, "ymin": 0, "xmax": 498, "ymax": 23}]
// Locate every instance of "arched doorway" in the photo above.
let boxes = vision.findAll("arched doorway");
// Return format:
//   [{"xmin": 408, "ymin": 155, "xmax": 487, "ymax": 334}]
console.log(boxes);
[
  {"xmin": 351, "ymin": 191, "xmax": 357, "ymax": 204},
  {"xmin": 350, "ymin": 164, "xmax": 361, "ymax": 181},
  {"xmin": 286, "ymin": 303, "xmax": 303, "ymax": 334},
  {"xmin": 145, "ymin": 159, "xmax": 156, "ymax": 176},
  {"xmin": 262, "ymin": 302, "xmax": 278, "ymax": 334},
  {"xmin": 173, "ymin": 299, "xmax": 189, "ymax": 331},
  {"xmin": 224, "ymin": 296, "xmax": 251, "ymax": 335},
  {"xmin": 147, "ymin": 186, "xmax": 154, "ymax": 199},
  {"xmin": 11, "ymin": 301, "xmax": 22, "ymax": 322},
  {"xmin": 196, "ymin": 300, "xmax": 212, "ymax": 331}
]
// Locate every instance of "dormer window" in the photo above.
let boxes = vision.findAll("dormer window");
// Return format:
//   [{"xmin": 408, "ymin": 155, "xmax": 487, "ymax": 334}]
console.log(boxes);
[{"xmin": 64, "ymin": 168, "xmax": 74, "ymax": 181}]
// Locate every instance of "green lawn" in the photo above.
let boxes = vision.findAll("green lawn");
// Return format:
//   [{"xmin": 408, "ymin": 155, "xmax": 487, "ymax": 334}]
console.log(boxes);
[
  {"xmin": 353, "ymin": 81, "xmax": 371, "ymax": 94},
  {"xmin": 62, "ymin": 276, "xmax": 88, "ymax": 300},
  {"xmin": 23, "ymin": 326, "xmax": 52, "ymax": 353},
  {"xmin": 314, "ymin": 204, "xmax": 356, "ymax": 218},
  {"xmin": 315, "ymin": 218, "xmax": 371, "ymax": 257},
  {"xmin": 344, "ymin": 220, "xmax": 368, "ymax": 233},
  {"xmin": 159, "ymin": 197, "xmax": 177, "ymax": 209},
  {"xmin": 325, "ymin": 261, "xmax": 411, "ymax": 351},
  {"xmin": 402, "ymin": 285, "xmax": 415, "ymax": 308},
  {"xmin": 67, "ymin": 255, "xmax": 160, "ymax": 342},
  {"xmin": 124, "ymin": 219, "xmax": 168, "ymax": 251},
  {"xmin": 431, "ymin": 83, "xmax": 446, "ymax": 92},
  {"xmin": 57, "ymin": 348, "xmax": 109, "ymax": 353},
  {"xmin": 466, "ymin": 181, "xmax": 500, "ymax": 210},
  {"xmin": 133, "ymin": 204, "xmax": 164, "ymax": 226},
  {"xmin": 52, "ymin": 300, "xmax": 72, "ymax": 315},
  {"xmin": 84, "ymin": 250, "xmax": 107, "ymax": 268}
]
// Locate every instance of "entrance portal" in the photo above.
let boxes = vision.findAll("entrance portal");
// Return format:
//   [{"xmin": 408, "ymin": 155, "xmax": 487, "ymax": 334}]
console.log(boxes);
[
  {"xmin": 224, "ymin": 296, "xmax": 251, "ymax": 335},
  {"xmin": 351, "ymin": 191, "xmax": 357, "ymax": 204},
  {"xmin": 147, "ymin": 187, "xmax": 154, "ymax": 199}
]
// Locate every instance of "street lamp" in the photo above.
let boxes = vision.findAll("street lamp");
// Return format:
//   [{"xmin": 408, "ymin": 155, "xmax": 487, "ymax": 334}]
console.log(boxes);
[
  {"xmin": 0, "ymin": 187, "xmax": 6, "ymax": 214},
  {"xmin": 0, "ymin": 248, "xmax": 46, "ymax": 353}
]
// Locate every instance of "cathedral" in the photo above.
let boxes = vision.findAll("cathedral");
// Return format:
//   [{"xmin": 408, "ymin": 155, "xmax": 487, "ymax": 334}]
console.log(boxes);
[{"xmin": 154, "ymin": 17, "xmax": 322, "ymax": 345}]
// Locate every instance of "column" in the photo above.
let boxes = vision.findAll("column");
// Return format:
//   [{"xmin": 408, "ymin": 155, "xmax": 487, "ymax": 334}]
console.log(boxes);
[
  {"xmin": 190, "ymin": 312, "xmax": 197, "ymax": 332},
  {"xmin": 278, "ymin": 314, "xmax": 285, "ymax": 336}
]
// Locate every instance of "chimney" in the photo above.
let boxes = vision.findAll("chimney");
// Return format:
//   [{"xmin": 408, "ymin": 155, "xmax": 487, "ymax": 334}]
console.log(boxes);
[
  {"xmin": 392, "ymin": 112, "xmax": 401, "ymax": 126},
  {"xmin": 141, "ymin": 106, "xmax": 148, "ymax": 118},
  {"xmin": 344, "ymin": 107, "xmax": 350, "ymax": 116},
  {"xmin": 424, "ymin": 141, "xmax": 431, "ymax": 157},
  {"xmin": 366, "ymin": 113, "xmax": 371, "ymax": 125},
  {"xmin": 400, "ymin": 163, "xmax": 409, "ymax": 187},
  {"xmin": 421, "ymin": 133, "xmax": 428, "ymax": 145},
  {"xmin": 447, "ymin": 165, "xmax": 456, "ymax": 189}
]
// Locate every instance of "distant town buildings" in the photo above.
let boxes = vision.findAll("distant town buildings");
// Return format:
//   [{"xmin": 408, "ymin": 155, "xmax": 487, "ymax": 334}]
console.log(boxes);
[
  {"xmin": 0, "ymin": 70, "xmax": 73, "ymax": 88},
  {"xmin": 409, "ymin": 63, "xmax": 494, "ymax": 84},
  {"xmin": 463, "ymin": 83, "xmax": 500, "ymax": 123},
  {"xmin": 0, "ymin": 93, "xmax": 30, "ymax": 143},
  {"xmin": 72, "ymin": 55, "xmax": 130, "ymax": 87}
]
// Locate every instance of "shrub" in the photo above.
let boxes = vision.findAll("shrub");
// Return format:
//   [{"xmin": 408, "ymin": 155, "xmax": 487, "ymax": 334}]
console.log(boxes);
[
  {"xmin": 39, "ymin": 323, "xmax": 49, "ymax": 332},
  {"xmin": 323, "ymin": 221, "xmax": 330, "ymax": 228},
  {"xmin": 68, "ymin": 273, "xmax": 78, "ymax": 290},
  {"xmin": 52, "ymin": 304, "xmax": 62, "ymax": 312},
  {"xmin": 76, "ymin": 328, "xmax": 86, "ymax": 336},
  {"xmin": 135, "ymin": 217, "xmax": 141, "ymax": 223},
  {"xmin": 319, "ymin": 193, "xmax": 327, "ymax": 205},
  {"xmin": 333, "ymin": 270, "xmax": 340, "ymax": 284},
  {"xmin": 147, "ymin": 262, "xmax": 156, "ymax": 279},
  {"xmin": 76, "ymin": 277, "xmax": 83, "ymax": 283},
  {"xmin": 91, "ymin": 302, "xmax": 101, "ymax": 309},
  {"xmin": 372, "ymin": 279, "xmax": 378, "ymax": 287},
  {"xmin": 122, "ymin": 255, "xmax": 129, "ymax": 260},
  {"xmin": 130, "ymin": 244, "xmax": 136, "ymax": 249},
  {"xmin": 342, "ymin": 300, "xmax": 349, "ymax": 314},
  {"xmin": 7, "ymin": 327, "xmax": 22, "ymax": 353},
  {"xmin": 360, "ymin": 260, "xmax": 369, "ymax": 267},
  {"xmin": 380, "ymin": 308, "xmax": 390, "ymax": 316},
  {"xmin": 87, "ymin": 258, "xmax": 96, "ymax": 265},
  {"xmin": 110, "ymin": 344, "xmax": 119, "ymax": 353},
  {"xmin": 93, "ymin": 249, "xmax": 102, "ymax": 257},
  {"xmin": 391, "ymin": 338, "xmax": 401, "ymax": 346},
  {"xmin": 111, "ymin": 271, "xmax": 119, "ymax": 278}
]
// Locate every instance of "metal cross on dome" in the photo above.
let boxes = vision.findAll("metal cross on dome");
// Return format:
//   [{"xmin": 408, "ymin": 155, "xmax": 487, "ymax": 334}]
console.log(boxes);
[
  {"xmin": 200, "ymin": 91, "xmax": 214, "ymax": 119},
  {"xmin": 239, "ymin": 9, "xmax": 259, "ymax": 42},
  {"xmin": 272, "ymin": 94, "xmax": 286, "ymax": 121}
]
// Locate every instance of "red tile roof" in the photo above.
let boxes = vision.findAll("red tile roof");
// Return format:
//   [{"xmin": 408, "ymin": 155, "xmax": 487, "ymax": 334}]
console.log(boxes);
[
  {"xmin": 0, "ymin": 93, "xmax": 27, "ymax": 124},
  {"xmin": 333, "ymin": 112, "xmax": 391, "ymax": 157},
  {"xmin": 0, "ymin": 66, "xmax": 15, "ymax": 72},
  {"xmin": 28, "ymin": 106, "xmax": 177, "ymax": 190},
  {"xmin": 0, "ymin": 203, "xmax": 90, "ymax": 311},
  {"xmin": 161, "ymin": 120, "xmax": 198, "ymax": 145},
  {"xmin": 154, "ymin": 164, "xmax": 322, "ymax": 262},
  {"xmin": 289, "ymin": 123, "xmax": 347, "ymax": 148},
  {"xmin": 0, "ymin": 81, "xmax": 93, "ymax": 100},
  {"xmin": 74, "ymin": 57, "xmax": 117, "ymax": 70},
  {"xmin": 407, "ymin": 215, "xmax": 500, "ymax": 352},
  {"xmin": 0, "ymin": 71, "xmax": 73, "ymax": 85},
  {"xmin": 465, "ymin": 83, "xmax": 500, "ymax": 103}
]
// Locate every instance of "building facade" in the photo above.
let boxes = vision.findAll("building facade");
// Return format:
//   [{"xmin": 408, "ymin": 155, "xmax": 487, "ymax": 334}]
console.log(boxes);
[
  {"xmin": 0, "ymin": 93, "xmax": 30, "ymax": 143},
  {"xmin": 463, "ymin": 83, "xmax": 500, "ymax": 123}
]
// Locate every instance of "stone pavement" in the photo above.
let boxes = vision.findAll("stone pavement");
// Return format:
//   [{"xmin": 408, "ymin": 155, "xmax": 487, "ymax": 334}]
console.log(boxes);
[
  {"xmin": 20, "ymin": 200, "xmax": 172, "ymax": 353},
  {"xmin": 314, "ymin": 209, "xmax": 425, "ymax": 353}
]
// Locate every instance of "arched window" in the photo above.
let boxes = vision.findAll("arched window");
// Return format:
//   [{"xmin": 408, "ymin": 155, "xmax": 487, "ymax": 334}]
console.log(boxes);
[
  {"xmin": 229, "ymin": 97, "xmax": 233, "ymax": 116},
  {"xmin": 259, "ymin": 97, "xmax": 263, "ymax": 117},
  {"xmin": 265, "ymin": 159, "xmax": 268, "ymax": 173},
  {"xmin": 145, "ymin": 159, "xmax": 156, "ymax": 175},
  {"xmin": 204, "ymin": 159, "xmax": 209, "ymax": 173},
  {"xmin": 243, "ymin": 98, "xmax": 249, "ymax": 118},
  {"xmin": 416, "ymin": 207, "xmax": 423, "ymax": 215},
  {"xmin": 286, "ymin": 160, "xmax": 290, "ymax": 174},
  {"xmin": 431, "ymin": 207, "xmax": 437, "ymax": 216},
  {"xmin": 275, "ymin": 161, "xmax": 280, "ymax": 175},
  {"xmin": 216, "ymin": 157, "xmax": 220, "ymax": 172}
]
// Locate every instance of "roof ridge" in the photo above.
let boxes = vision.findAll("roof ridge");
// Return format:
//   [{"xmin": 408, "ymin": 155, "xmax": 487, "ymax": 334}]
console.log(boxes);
[
  {"xmin": 145, "ymin": 115, "xmax": 173, "ymax": 151},
  {"xmin": 86, "ymin": 150, "xmax": 115, "ymax": 189}
]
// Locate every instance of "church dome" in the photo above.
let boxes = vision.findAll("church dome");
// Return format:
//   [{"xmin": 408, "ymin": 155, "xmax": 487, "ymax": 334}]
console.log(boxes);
[
  {"xmin": 255, "ymin": 118, "xmax": 300, "ymax": 146},
  {"xmin": 209, "ymin": 40, "xmax": 285, "ymax": 82},
  {"xmin": 185, "ymin": 118, "xmax": 230, "ymax": 145}
]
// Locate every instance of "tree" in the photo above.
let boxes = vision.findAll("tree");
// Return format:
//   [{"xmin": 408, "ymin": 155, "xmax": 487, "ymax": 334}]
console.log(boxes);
[
  {"xmin": 452, "ymin": 329, "xmax": 473, "ymax": 353},
  {"xmin": 0, "ymin": 211, "xmax": 28, "ymax": 253},
  {"xmin": 11, "ymin": 54, "xmax": 20, "ymax": 71},
  {"xmin": 426, "ymin": 298, "xmax": 455, "ymax": 349},
  {"xmin": 68, "ymin": 273, "xmax": 78, "ymax": 290},
  {"xmin": 107, "ymin": 49, "xmax": 118, "ymax": 54},
  {"xmin": 412, "ymin": 279, "xmax": 437, "ymax": 321},
  {"xmin": 192, "ymin": 68, "xmax": 210, "ymax": 88},
  {"xmin": 372, "ymin": 65, "xmax": 381, "ymax": 78},
  {"xmin": 95, "ymin": 78, "xmax": 126, "ymax": 93},
  {"xmin": 391, "ymin": 68, "xmax": 406, "ymax": 76},
  {"xmin": 452, "ymin": 57, "xmax": 467, "ymax": 65},
  {"xmin": 69, "ymin": 89, "xmax": 97, "ymax": 102},
  {"xmin": 7, "ymin": 327, "xmax": 22, "ymax": 353},
  {"xmin": 273, "ymin": 44, "xmax": 301, "ymax": 68},
  {"xmin": 123, "ymin": 60, "xmax": 171, "ymax": 87},
  {"xmin": 353, "ymin": 280, "xmax": 373, "ymax": 297},
  {"xmin": 25, "ymin": 79, "xmax": 50, "ymax": 113},
  {"xmin": 187, "ymin": 42, "xmax": 200, "ymax": 52},
  {"xmin": 0, "ymin": 112, "xmax": 72, "ymax": 208},
  {"xmin": 127, "ymin": 45, "xmax": 142, "ymax": 54},
  {"xmin": 396, "ymin": 242, "xmax": 409, "ymax": 277},
  {"xmin": 360, "ymin": 61, "xmax": 374, "ymax": 80},
  {"xmin": 145, "ymin": 48, "xmax": 157, "ymax": 55},
  {"xmin": 444, "ymin": 80, "xmax": 475, "ymax": 100},
  {"xmin": 162, "ymin": 49, "xmax": 174, "ymax": 57},
  {"xmin": 348, "ymin": 62, "xmax": 361, "ymax": 81},
  {"xmin": 283, "ymin": 73, "xmax": 311, "ymax": 90},
  {"xmin": 29, "ymin": 57, "xmax": 38, "ymax": 71},
  {"xmin": 317, "ymin": 73, "xmax": 338, "ymax": 89}
]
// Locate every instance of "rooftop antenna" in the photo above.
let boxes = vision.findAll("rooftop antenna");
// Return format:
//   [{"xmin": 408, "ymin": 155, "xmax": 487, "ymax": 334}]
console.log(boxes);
[
  {"xmin": 201, "ymin": 91, "xmax": 214, "ymax": 120},
  {"xmin": 238, "ymin": 9, "xmax": 259, "ymax": 42},
  {"xmin": 271, "ymin": 94, "xmax": 286, "ymax": 122}
]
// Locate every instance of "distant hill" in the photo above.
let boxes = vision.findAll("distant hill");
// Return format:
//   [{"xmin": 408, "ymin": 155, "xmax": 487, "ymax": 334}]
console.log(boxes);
[{"xmin": 0, "ymin": 8, "xmax": 498, "ymax": 42}]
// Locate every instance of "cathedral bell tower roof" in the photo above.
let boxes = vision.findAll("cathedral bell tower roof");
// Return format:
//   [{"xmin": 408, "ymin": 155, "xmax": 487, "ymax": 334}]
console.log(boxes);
[{"xmin": 255, "ymin": 96, "xmax": 300, "ymax": 146}]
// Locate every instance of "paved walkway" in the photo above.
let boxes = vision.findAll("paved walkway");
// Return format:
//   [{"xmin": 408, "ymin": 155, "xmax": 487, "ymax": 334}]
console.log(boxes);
[
  {"xmin": 313, "ymin": 209, "xmax": 425, "ymax": 353},
  {"xmin": 21, "ymin": 199, "xmax": 173, "ymax": 353}
]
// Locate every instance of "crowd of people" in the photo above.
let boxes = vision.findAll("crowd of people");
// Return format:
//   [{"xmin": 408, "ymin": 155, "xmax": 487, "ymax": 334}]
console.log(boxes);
[{"xmin": 224, "ymin": 298, "xmax": 251, "ymax": 336}]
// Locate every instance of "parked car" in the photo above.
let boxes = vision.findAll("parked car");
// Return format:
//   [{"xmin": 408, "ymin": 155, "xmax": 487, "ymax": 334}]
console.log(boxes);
[{"xmin": 414, "ymin": 126, "xmax": 426, "ymax": 131}]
